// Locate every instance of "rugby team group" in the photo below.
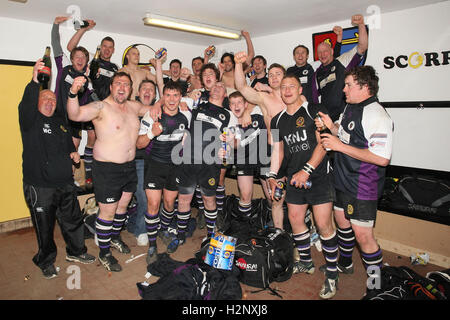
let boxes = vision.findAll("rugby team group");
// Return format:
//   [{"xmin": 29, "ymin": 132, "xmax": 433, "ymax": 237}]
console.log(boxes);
[{"xmin": 19, "ymin": 13, "xmax": 393, "ymax": 299}]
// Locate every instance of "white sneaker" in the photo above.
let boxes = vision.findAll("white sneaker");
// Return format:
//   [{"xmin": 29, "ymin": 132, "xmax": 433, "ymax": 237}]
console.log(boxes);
[{"xmin": 136, "ymin": 233, "xmax": 148, "ymax": 246}]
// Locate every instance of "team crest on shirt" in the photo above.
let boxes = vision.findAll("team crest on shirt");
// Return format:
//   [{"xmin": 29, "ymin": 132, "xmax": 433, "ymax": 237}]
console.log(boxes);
[
  {"xmin": 179, "ymin": 123, "xmax": 185, "ymax": 131},
  {"xmin": 296, "ymin": 117, "xmax": 305, "ymax": 128},
  {"xmin": 252, "ymin": 120, "xmax": 259, "ymax": 128},
  {"xmin": 331, "ymin": 66, "xmax": 336, "ymax": 72},
  {"xmin": 348, "ymin": 121, "xmax": 355, "ymax": 131},
  {"xmin": 347, "ymin": 204, "xmax": 354, "ymax": 215},
  {"xmin": 303, "ymin": 69, "xmax": 308, "ymax": 75},
  {"xmin": 208, "ymin": 178, "xmax": 216, "ymax": 186},
  {"xmin": 219, "ymin": 114, "xmax": 226, "ymax": 121}
]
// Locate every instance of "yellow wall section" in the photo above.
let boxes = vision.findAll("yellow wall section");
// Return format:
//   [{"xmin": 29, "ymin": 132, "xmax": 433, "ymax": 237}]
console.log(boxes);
[{"xmin": 0, "ymin": 64, "xmax": 34, "ymax": 223}]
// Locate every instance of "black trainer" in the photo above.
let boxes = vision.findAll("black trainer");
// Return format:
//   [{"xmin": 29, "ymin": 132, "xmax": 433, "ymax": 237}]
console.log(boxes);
[
  {"xmin": 99, "ymin": 252, "xmax": 122, "ymax": 272},
  {"xmin": 66, "ymin": 252, "xmax": 96, "ymax": 264},
  {"xmin": 111, "ymin": 237, "xmax": 131, "ymax": 254},
  {"xmin": 42, "ymin": 264, "xmax": 58, "ymax": 279}
]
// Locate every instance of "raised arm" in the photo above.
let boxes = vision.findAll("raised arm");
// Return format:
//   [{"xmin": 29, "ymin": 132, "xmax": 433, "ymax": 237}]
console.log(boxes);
[
  {"xmin": 67, "ymin": 19, "xmax": 96, "ymax": 52},
  {"xmin": 67, "ymin": 76, "xmax": 102, "ymax": 122},
  {"xmin": 19, "ymin": 60, "xmax": 43, "ymax": 129},
  {"xmin": 151, "ymin": 49, "xmax": 167, "ymax": 98},
  {"xmin": 51, "ymin": 17, "xmax": 70, "ymax": 58},
  {"xmin": 241, "ymin": 30, "xmax": 255, "ymax": 68},
  {"xmin": 234, "ymin": 51, "xmax": 264, "ymax": 106},
  {"xmin": 352, "ymin": 14, "xmax": 368, "ymax": 55},
  {"xmin": 332, "ymin": 26, "xmax": 343, "ymax": 58}
]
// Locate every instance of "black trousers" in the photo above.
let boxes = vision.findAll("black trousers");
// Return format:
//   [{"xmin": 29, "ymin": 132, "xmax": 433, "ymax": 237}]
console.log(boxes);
[{"xmin": 23, "ymin": 182, "xmax": 87, "ymax": 270}]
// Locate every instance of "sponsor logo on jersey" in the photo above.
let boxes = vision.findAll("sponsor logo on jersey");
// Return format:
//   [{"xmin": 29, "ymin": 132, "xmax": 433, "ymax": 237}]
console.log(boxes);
[
  {"xmin": 43, "ymin": 123, "xmax": 52, "ymax": 134},
  {"xmin": 348, "ymin": 121, "xmax": 355, "ymax": 131},
  {"xmin": 295, "ymin": 117, "xmax": 305, "ymax": 128},
  {"xmin": 347, "ymin": 204, "xmax": 354, "ymax": 215}
]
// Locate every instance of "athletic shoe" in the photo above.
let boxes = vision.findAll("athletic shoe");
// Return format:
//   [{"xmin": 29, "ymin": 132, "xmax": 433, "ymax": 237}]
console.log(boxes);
[
  {"xmin": 99, "ymin": 252, "xmax": 122, "ymax": 272},
  {"xmin": 293, "ymin": 261, "xmax": 315, "ymax": 275},
  {"xmin": 42, "ymin": 264, "xmax": 58, "ymax": 279},
  {"xmin": 319, "ymin": 262, "xmax": 354, "ymax": 274},
  {"xmin": 319, "ymin": 275, "xmax": 339, "ymax": 299},
  {"xmin": 136, "ymin": 233, "xmax": 148, "ymax": 246},
  {"xmin": 146, "ymin": 246, "xmax": 158, "ymax": 265},
  {"xmin": 167, "ymin": 238, "xmax": 185, "ymax": 254},
  {"xmin": 111, "ymin": 238, "xmax": 131, "ymax": 254},
  {"xmin": 158, "ymin": 230, "xmax": 173, "ymax": 245},
  {"xmin": 66, "ymin": 252, "xmax": 96, "ymax": 264}
]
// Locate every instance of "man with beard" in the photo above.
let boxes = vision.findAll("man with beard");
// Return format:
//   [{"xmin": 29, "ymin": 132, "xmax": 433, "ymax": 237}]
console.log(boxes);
[{"xmin": 67, "ymin": 72, "xmax": 153, "ymax": 272}]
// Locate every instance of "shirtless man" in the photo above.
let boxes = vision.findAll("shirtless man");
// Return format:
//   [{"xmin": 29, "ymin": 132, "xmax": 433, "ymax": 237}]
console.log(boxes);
[
  {"xmin": 220, "ymin": 30, "xmax": 254, "ymax": 92},
  {"xmin": 188, "ymin": 56, "xmax": 204, "ymax": 92},
  {"xmin": 234, "ymin": 51, "xmax": 287, "ymax": 229},
  {"xmin": 119, "ymin": 46, "xmax": 158, "ymax": 100},
  {"xmin": 67, "ymin": 72, "xmax": 153, "ymax": 272}
]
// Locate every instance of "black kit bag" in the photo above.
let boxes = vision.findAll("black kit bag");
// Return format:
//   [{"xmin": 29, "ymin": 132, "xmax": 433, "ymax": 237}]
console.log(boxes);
[
  {"xmin": 233, "ymin": 227, "xmax": 294, "ymax": 298},
  {"xmin": 139, "ymin": 256, "xmax": 242, "ymax": 300},
  {"xmin": 363, "ymin": 266, "xmax": 446, "ymax": 300},
  {"xmin": 381, "ymin": 175, "xmax": 450, "ymax": 225},
  {"xmin": 216, "ymin": 194, "xmax": 271, "ymax": 238}
]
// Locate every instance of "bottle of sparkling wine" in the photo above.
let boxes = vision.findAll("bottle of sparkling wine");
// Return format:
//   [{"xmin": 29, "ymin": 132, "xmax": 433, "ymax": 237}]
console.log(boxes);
[{"xmin": 37, "ymin": 46, "xmax": 52, "ymax": 86}]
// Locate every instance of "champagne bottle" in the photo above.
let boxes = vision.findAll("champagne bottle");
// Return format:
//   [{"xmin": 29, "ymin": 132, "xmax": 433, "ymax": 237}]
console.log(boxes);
[
  {"xmin": 89, "ymin": 46, "xmax": 101, "ymax": 80},
  {"xmin": 315, "ymin": 112, "xmax": 331, "ymax": 151},
  {"xmin": 37, "ymin": 46, "xmax": 52, "ymax": 86}
]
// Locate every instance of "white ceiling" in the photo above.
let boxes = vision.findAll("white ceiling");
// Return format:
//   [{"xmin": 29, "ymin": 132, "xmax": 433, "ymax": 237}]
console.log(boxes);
[{"xmin": 1, "ymin": 0, "xmax": 447, "ymax": 45}]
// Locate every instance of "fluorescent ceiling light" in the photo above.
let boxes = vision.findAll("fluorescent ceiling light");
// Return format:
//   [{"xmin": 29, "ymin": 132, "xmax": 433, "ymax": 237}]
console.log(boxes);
[{"xmin": 143, "ymin": 13, "xmax": 240, "ymax": 40}]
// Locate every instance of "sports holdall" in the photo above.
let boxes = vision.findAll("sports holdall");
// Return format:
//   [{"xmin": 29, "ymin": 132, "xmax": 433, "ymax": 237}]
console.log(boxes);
[{"xmin": 233, "ymin": 227, "xmax": 294, "ymax": 297}]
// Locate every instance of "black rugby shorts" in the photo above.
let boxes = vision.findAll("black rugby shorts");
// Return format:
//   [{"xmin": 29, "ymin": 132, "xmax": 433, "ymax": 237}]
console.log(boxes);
[
  {"xmin": 178, "ymin": 164, "xmax": 220, "ymax": 197},
  {"xmin": 144, "ymin": 159, "xmax": 179, "ymax": 191},
  {"xmin": 92, "ymin": 159, "xmax": 137, "ymax": 204}
]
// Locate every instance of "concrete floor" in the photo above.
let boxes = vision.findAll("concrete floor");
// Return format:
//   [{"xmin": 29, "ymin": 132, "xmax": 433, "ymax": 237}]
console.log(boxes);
[{"xmin": 0, "ymin": 208, "xmax": 442, "ymax": 302}]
